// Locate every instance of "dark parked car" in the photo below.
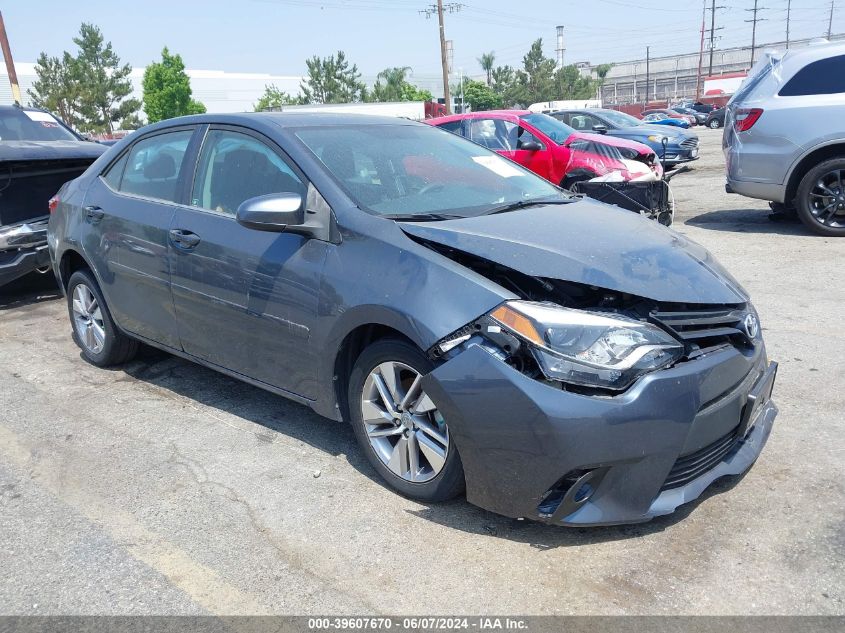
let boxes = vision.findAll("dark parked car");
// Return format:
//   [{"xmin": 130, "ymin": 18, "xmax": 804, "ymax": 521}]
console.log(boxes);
[
  {"xmin": 48, "ymin": 113, "xmax": 778, "ymax": 526},
  {"xmin": 552, "ymin": 108, "xmax": 700, "ymax": 165},
  {"xmin": 0, "ymin": 105, "xmax": 105, "ymax": 287},
  {"xmin": 672, "ymin": 106, "xmax": 707, "ymax": 125},
  {"xmin": 705, "ymin": 107, "xmax": 727, "ymax": 129}
]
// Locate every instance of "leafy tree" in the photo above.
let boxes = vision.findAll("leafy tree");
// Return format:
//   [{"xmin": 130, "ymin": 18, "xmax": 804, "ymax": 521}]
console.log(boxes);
[
  {"xmin": 462, "ymin": 79, "xmax": 503, "ymax": 111},
  {"xmin": 400, "ymin": 84, "xmax": 433, "ymax": 102},
  {"xmin": 73, "ymin": 23, "xmax": 141, "ymax": 132},
  {"xmin": 553, "ymin": 65, "xmax": 597, "ymax": 100},
  {"xmin": 369, "ymin": 67, "xmax": 433, "ymax": 103},
  {"xmin": 142, "ymin": 47, "xmax": 205, "ymax": 123},
  {"xmin": 519, "ymin": 39, "xmax": 556, "ymax": 105},
  {"xmin": 28, "ymin": 52, "xmax": 82, "ymax": 128},
  {"xmin": 120, "ymin": 113, "xmax": 144, "ymax": 130},
  {"xmin": 478, "ymin": 51, "xmax": 496, "ymax": 86},
  {"xmin": 490, "ymin": 65, "xmax": 524, "ymax": 108},
  {"xmin": 254, "ymin": 84, "xmax": 298, "ymax": 111},
  {"xmin": 300, "ymin": 51, "xmax": 366, "ymax": 104}
]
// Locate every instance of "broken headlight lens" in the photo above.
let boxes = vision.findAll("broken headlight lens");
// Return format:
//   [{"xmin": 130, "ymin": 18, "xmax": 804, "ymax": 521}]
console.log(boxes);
[{"xmin": 489, "ymin": 301, "xmax": 683, "ymax": 390}]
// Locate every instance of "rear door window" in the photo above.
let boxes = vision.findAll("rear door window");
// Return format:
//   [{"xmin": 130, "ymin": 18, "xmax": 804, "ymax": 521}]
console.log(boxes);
[
  {"xmin": 779, "ymin": 54, "xmax": 845, "ymax": 96},
  {"xmin": 118, "ymin": 130, "xmax": 194, "ymax": 203},
  {"xmin": 436, "ymin": 120, "xmax": 464, "ymax": 136}
]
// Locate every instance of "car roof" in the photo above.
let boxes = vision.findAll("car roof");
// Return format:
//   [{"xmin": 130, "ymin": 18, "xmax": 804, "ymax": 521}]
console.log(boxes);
[
  {"xmin": 144, "ymin": 111, "xmax": 423, "ymax": 132},
  {"xmin": 0, "ymin": 105, "xmax": 48, "ymax": 113},
  {"xmin": 434, "ymin": 110, "xmax": 532, "ymax": 123}
]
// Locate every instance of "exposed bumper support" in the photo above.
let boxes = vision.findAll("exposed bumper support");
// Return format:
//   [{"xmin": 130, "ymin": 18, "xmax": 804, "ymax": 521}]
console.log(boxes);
[{"xmin": 0, "ymin": 220, "xmax": 51, "ymax": 287}]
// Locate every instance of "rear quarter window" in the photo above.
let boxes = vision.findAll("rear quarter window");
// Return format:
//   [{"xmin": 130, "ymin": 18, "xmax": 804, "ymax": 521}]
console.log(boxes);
[{"xmin": 779, "ymin": 54, "xmax": 845, "ymax": 96}]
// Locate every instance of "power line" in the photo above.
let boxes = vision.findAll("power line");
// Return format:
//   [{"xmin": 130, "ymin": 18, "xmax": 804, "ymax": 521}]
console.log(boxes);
[
  {"xmin": 706, "ymin": 0, "xmax": 727, "ymax": 74},
  {"xmin": 745, "ymin": 0, "xmax": 768, "ymax": 66}
]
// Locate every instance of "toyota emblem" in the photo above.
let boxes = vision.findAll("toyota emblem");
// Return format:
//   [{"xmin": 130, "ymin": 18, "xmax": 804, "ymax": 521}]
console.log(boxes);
[{"xmin": 743, "ymin": 313, "xmax": 760, "ymax": 339}]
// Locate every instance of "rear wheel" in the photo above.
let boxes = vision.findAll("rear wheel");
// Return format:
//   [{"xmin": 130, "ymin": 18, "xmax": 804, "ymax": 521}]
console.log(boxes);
[
  {"xmin": 796, "ymin": 157, "xmax": 845, "ymax": 236},
  {"xmin": 67, "ymin": 269, "xmax": 138, "ymax": 366},
  {"xmin": 708, "ymin": 118, "xmax": 721, "ymax": 129},
  {"xmin": 347, "ymin": 339, "xmax": 465, "ymax": 502}
]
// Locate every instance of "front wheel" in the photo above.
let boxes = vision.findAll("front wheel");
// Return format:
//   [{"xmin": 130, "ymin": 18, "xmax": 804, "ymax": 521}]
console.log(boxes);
[
  {"xmin": 347, "ymin": 339, "xmax": 465, "ymax": 502},
  {"xmin": 708, "ymin": 118, "xmax": 721, "ymax": 129},
  {"xmin": 795, "ymin": 157, "xmax": 845, "ymax": 236}
]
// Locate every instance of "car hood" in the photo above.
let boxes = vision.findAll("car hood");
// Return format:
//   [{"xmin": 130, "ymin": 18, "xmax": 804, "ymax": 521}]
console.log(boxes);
[
  {"xmin": 568, "ymin": 131, "xmax": 653, "ymax": 154},
  {"xmin": 0, "ymin": 140, "xmax": 106, "ymax": 162},
  {"xmin": 400, "ymin": 199, "xmax": 748, "ymax": 305}
]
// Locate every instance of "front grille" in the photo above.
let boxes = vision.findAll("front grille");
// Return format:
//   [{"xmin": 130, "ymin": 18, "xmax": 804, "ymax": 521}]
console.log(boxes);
[
  {"xmin": 661, "ymin": 427, "xmax": 739, "ymax": 490},
  {"xmin": 681, "ymin": 137, "xmax": 699, "ymax": 149},
  {"xmin": 651, "ymin": 306, "xmax": 748, "ymax": 351}
]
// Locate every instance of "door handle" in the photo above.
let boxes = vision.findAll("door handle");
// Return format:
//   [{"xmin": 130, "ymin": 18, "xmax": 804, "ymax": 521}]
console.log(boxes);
[
  {"xmin": 85, "ymin": 205, "xmax": 105, "ymax": 222},
  {"xmin": 169, "ymin": 229, "xmax": 201, "ymax": 249}
]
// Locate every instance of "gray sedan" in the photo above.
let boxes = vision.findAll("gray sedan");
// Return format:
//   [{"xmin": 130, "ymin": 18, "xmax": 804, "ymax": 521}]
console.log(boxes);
[{"xmin": 47, "ymin": 113, "xmax": 777, "ymax": 526}]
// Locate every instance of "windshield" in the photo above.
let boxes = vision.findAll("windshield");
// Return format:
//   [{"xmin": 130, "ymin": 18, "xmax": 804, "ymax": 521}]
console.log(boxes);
[
  {"xmin": 598, "ymin": 110, "xmax": 643, "ymax": 128},
  {"xmin": 0, "ymin": 109, "xmax": 78, "ymax": 142},
  {"xmin": 519, "ymin": 113, "xmax": 574, "ymax": 144},
  {"xmin": 295, "ymin": 124, "xmax": 568, "ymax": 219}
]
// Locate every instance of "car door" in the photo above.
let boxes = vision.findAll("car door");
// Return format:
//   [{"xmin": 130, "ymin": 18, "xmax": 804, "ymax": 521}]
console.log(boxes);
[
  {"xmin": 168, "ymin": 125, "xmax": 328, "ymax": 398},
  {"xmin": 81, "ymin": 127, "xmax": 198, "ymax": 349}
]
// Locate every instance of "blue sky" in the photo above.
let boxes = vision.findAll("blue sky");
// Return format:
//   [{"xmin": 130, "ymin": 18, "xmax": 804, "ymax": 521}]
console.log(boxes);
[{"xmin": 3, "ymin": 0, "xmax": 841, "ymax": 80}]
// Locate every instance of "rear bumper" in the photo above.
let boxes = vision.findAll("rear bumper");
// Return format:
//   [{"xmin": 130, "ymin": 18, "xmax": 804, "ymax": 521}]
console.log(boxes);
[
  {"xmin": 0, "ymin": 220, "xmax": 51, "ymax": 287},
  {"xmin": 724, "ymin": 178, "xmax": 786, "ymax": 203},
  {"xmin": 421, "ymin": 343, "xmax": 777, "ymax": 526}
]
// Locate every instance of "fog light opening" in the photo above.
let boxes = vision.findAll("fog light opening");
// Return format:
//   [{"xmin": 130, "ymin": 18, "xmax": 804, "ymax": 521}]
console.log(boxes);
[{"xmin": 537, "ymin": 467, "xmax": 609, "ymax": 522}]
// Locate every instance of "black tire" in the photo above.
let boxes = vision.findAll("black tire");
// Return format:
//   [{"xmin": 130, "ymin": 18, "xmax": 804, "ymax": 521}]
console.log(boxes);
[
  {"xmin": 67, "ymin": 269, "xmax": 138, "ymax": 366},
  {"xmin": 347, "ymin": 338, "xmax": 465, "ymax": 503},
  {"xmin": 708, "ymin": 118, "xmax": 721, "ymax": 129},
  {"xmin": 795, "ymin": 157, "xmax": 845, "ymax": 236},
  {"xmin": 768, "ymin": 201, "xmax": 797, "ymax": 217}
]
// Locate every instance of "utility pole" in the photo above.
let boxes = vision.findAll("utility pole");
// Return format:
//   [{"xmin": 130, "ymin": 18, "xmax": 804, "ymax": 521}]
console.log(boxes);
[
  {"xmin": 745, "ymin": 0, "xmax": 767, "ymax": 68},
  {"xmin": 420, "ymin": 2, "xmax": 463, "ymax": 115},
  {"xmin": 827, "ymin": 1, "xmax": 835, "ymax": 39},
  {"xmin": 786, "ymin": 0, "xmax": 792, "ymax": 48},
  {"xmin": 645, "ymin": 46, "xmax": 650, "ymax": 104},
  {"xmin": 0, "ymin": 11, "xmax": 21, "ymax": 105},
  {"xmin": 696, "ymin": 0, "xmax": 706, "ymax": 100},
  {"xmin": 706, "ymin": 0, "xmax": 726, "ymax": 75}
]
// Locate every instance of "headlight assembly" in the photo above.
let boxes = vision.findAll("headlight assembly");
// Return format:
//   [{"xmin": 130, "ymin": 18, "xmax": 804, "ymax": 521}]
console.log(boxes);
[
  {"xmin": 647, "ymin": 134, "xmax": 670, "ymax": 143},
  {"xmin": 489, "ymin": 301, "xmax": 683, "ymax": 390}
]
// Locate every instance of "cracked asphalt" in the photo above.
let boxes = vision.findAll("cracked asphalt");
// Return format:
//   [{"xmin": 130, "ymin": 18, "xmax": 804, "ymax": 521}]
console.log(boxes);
[{"xmin": 1, "ymin": 129, "xmax": 843, "ymax": 615}]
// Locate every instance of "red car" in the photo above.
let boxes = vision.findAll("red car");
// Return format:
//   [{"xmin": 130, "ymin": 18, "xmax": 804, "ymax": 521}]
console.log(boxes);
[
  {"xmin": 642, "ymin": 108, "xmax": 697, "ymax": 126},
  {"xmin": 428, "ymin": 110, "xmax": 662, "ymax": 189}
]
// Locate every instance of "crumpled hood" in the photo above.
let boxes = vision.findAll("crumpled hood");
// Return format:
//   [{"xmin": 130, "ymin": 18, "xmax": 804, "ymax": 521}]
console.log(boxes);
[
  {"xmin": 0, "ymin": 140, "xmax": 106, "ymax": 162},
  {"xmin": 400, "ymin": 199, "xmax": 748, "ymax": 305}
]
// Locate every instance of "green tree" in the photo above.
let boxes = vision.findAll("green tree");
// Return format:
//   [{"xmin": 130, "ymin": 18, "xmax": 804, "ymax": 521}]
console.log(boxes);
[
  {"xmin": 73, "ymin": 23, "xmax": 141, "ymax": 132},
  {"xmin": 491, "ymin": 65, "xmax": 524, "ymax": 108},
  {"xmin": 254, "ymin": 84, "xmax": 298, "ymax": 111},
  {"xmin": 120, "ymin": 113, "xmax": 144, "ymax": 130},
  {"xmin": 368, "ymin": 67, "xmax": 433, "ymax": 103},
  {"xmin": 300, "ymin": 51, "xmax": 366, "ymax": 104},
  {"xmin": 142, "ymin": 47, "xmax": 205, "ymax": 123},
  {"xmin": 519, "ymin": 39, "xmax": 556, "ymax": 105},
  {"xmin": 27, "ymin": 51, "xmax": 82, "ymax": 127},
  {"xmin": 462, "ymin": 79, "xmax": 503, "ymax": 111},
  {"xmin": 553, "ymin": 64, "xmax": 598, "ymax": 100},
  {"xmin": 478, "ymin": 51, "xmax": 496, "ymax": 86}
]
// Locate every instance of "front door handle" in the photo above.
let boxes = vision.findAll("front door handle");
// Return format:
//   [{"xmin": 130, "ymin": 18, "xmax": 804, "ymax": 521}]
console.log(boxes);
[
  {"xmin": 85, "ymin": 205, "xmax": 105, "ymax": 222},
  {"xmin": 169, "ymin": 229, "xmax": 201, "ymax": 249}
]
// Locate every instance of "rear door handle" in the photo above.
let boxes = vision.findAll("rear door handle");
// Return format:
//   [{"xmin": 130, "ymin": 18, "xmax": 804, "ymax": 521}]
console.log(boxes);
[
  {"xmin": 85, "ymin": 205, "xmax": 105, "ymax": 222},
  {"xmin": 169, "ymin": 229, "xmax": 201, "ymax": 249}
]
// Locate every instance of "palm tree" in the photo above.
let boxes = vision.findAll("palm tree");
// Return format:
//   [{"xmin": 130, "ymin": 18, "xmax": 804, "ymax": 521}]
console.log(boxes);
[
  {"xmin": 478, "ymin": 52, "xmax": 495, "ymax": 86},
  {"xmin": 375, "ymin": 66, "xmax": 412, "ymax": 101}
]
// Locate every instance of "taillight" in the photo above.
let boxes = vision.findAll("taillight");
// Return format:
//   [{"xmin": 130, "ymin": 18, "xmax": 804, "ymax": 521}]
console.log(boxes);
[
  {"xmin": 733, "ymin": 108, "xmax": 763, "ymax": 132},
  {"xmin": 48, "ymin": 196, "xmax": 59, "ymax": 213}
]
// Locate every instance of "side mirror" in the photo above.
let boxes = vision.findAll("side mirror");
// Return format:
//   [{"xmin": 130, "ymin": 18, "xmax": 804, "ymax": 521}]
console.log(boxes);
[
  {"xmin": 592, "ymin": 124, "xmax": 608, "ymax": 134},
  {"xmin": 518, "ymin": 140, "xmax": 542, "ymax": 152},
  {"xmin": 236, "ymin": 192, "xmax": 304, "ymax": 232}
]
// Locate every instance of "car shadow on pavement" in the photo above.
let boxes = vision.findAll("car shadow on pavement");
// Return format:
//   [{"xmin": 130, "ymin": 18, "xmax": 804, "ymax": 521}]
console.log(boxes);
[
  {"xmin": 0, "ymin": 271, "xmax": 62, "ymax": 310},
  {"xmin": 117, "ymin": 345, "xmax": 383, "ymax": 484},
  {"xmin": 684, "ymin": 208, "xmax": 809, "ymax": 235}
]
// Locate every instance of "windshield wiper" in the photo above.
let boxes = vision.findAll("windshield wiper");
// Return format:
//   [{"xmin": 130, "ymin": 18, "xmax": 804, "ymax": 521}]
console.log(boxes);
[
  {"xmin": 382, "ymin": 213, "xmax": 465, "ymax": 222},
  {"xmin": 482, "ymin": 197, "xmax": 576, "ymax": 216}
]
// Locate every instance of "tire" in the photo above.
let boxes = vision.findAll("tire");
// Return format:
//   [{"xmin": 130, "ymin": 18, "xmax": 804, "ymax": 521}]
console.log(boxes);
[
  {"xmin": 795, "ymin": 157, "xmax": 845, "ymax": 236},
  {"xmin": 708, "ymin": 118, "xmax": 721, "ymax": 129},
  {"xmin": 67, "ymin": 269, "xmax": 138, "ymax": 366},
  {"xmin": 347, "ymin": 338, "xmax": 465, "ymax": 503}
]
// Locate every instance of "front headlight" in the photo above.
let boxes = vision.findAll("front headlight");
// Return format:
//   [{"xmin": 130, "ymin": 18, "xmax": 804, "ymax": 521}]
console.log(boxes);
[
  {"xmin": 646, "ymin": 134, "xmax": 669, "ymax": 143},
  {"xmin": 490, "ymin": 301, "xmax": 683, "ymax": 390}
]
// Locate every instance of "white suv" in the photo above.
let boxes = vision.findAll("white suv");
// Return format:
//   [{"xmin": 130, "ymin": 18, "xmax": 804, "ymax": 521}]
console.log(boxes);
[{"xmin": 724, "ymin": 41, "xmax": 845, "ymax": 236}]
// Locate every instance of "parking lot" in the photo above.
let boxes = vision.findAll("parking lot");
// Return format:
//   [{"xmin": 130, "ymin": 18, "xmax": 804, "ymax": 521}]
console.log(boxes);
[{"xmin": 1, "ymin": 127, "xmax": 843, "ymax": 616}]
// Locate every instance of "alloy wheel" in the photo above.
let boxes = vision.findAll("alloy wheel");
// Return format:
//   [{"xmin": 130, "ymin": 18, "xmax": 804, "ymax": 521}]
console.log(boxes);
[
  {"xmin": 72, "ymin": 283, "xmax": 106, "ymax": 354},
  {"xmin": 360, "ymin": 361, "xmax": 449, "ymax": 483},
  {"xmin": 808, "ymin": 169, "xmax": 845, "ymax": 228},
  {"xmin": 709, "ymin": 119, "xmax": 720, "ymax": 129}
]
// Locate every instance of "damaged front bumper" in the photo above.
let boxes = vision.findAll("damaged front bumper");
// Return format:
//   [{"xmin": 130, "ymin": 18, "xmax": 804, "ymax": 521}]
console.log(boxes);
[
  {"xmin": 421, "ymin": 342, "xmax": 777, "ymax": 526},
  {"xmin": 0, "ymin": 219, "xmax": 51, "ymax": 287}
]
